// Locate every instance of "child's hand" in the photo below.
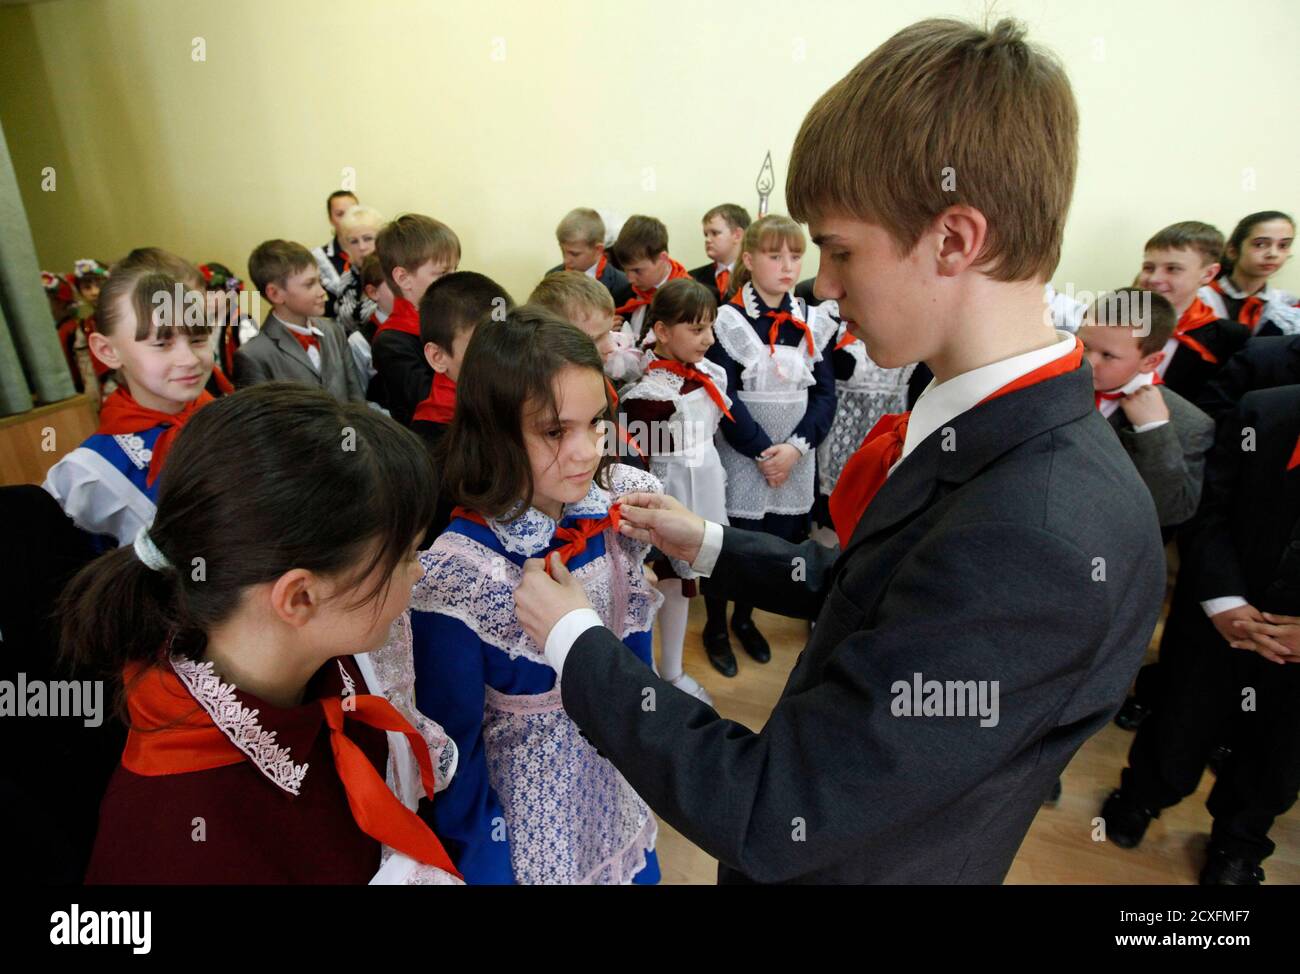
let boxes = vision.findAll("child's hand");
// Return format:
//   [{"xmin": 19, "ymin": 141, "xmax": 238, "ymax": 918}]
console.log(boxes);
[
  {"xmin": 1231, "ymin": 612, "xmax": 1300, "ymax": 664},
  {"xmin": 1119, "ymin": 386, "xmax": 1170, "ymax": 427},
  {"xmin": 758, "ymin": 443, "xmax": 800, "ymax": 487},
  {"xmin": 514, "ymin": 554, "xmax": 593, "ymax": 651}
]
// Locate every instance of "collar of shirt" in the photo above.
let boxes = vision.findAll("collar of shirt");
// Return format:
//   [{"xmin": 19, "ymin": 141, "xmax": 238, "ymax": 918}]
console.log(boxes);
[
  {"xmin": 275, "ymin": 316, "xmax": 324, "ymax": 338},
  {"xmin": 1217, "ymin": 275, "xmax": 1273, "ymax": 302},
  {"xmin": 374, "ymin": 309, "xmax": 389, "ymax": 324},
  {"xmin": 1098, "ymin": 369, "xmax": 1156, "ymax": 419},
  {"xmin": 716, "ymin": 261, "xmax": 734, "ymax": 274},
  {"xmin": 901, "ymin": 330, "xmax": 1077, "ymax": 466},
  {"xmin": 584, "ymin": 261, "xmax": 599, "ymax": 280}
]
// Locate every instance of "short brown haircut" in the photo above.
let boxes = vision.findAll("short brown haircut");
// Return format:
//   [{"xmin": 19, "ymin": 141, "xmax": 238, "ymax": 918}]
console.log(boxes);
[
  {"xmin": 1144, "ymin": 221, "xmax": 1224, "ymax": 267},
  {"xmin": 419, "ymin": 271, "xmax": 515, "ymax": 350},
  {"xmin": 613, "ymin": 215, "xmax": 670, "ymax": 266},
  {"xmin": 98, "ymin": 250, "xmax": 208, "ymax": 341},
  {"xmin": 248, "ymin": 239, "xmax": 315, "ymax": 300},
  {"xmin": 326, "ymin": 190, "xmax": 357, "ymax": 215},
  {"xmin": 556, "ymin": 208, "xmax": 605, "ymax": 246},
  {"xmin": 703, "ymin": 204, "xmax": 752, "ymax": 233},
  {"xmin": 375, "ymin": 214, "xmax": 461, "ymax": 294},
  {"xmin": 1086, "ymin": 288, "xmax": 1176, "ymax": 356},
  {"xmin": 645, "ymin": 278, "xmax": 717, "ymax": 343},
  {"xmin": 787, "ymin": 17, "xmax": 1078, "ymax": 283},
  {"xmin": 529, "ymin": 271, "xmax": 615, "ymax": 321},
  {"xmin": 360, "ymin": 253, "xmax": 386, "ymax": 290}
]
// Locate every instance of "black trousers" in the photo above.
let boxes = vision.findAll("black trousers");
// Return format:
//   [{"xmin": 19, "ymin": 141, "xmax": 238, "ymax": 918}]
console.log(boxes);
[{"xmin": 1122, "ymin": 582, "xmax": 1300, "ymax": 861}]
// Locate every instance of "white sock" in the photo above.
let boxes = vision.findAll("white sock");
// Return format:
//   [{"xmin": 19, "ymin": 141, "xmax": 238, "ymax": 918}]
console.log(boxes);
[{"xmin": 656, "ymin": 579, "xmax": 689, "ymax": 682}]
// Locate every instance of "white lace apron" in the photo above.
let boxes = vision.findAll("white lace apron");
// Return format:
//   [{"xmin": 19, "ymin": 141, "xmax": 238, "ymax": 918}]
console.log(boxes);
[
  {"xmin": 712, "ymin": 290, "xmax": 837, "ymax": 520},
  {"xmin": 815, "ymin": 306, "xmax": 916, "ymax": 495},
  {"xmin": 412, "ymin": 464, "xmax": 664, "ymax": 883}
]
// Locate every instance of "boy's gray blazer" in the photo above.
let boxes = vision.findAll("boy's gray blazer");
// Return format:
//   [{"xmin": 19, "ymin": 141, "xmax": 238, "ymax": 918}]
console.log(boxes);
[
  {"xmin": 1108, "ymin": 385, "xmax": 1215, "ymax": 528},
  {"xmin": 232, "ymin": 314, "xmax": 364, "ymax": 403}
]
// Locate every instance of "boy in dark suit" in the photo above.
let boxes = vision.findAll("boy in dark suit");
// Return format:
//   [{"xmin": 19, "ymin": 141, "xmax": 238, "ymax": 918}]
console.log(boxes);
[
  {"xmin": 1136, "ymin": 221, "xmax": 1250, "ymax": 403},
  {"xmin": 372, "ymin": 214, "xmax": 460, "ymax": 426},
  {"xmin": 1196, "ymin": 333, "xmax": 1300, "ymax": 422},
  {"xmin": 689, "ymin": 204, "xmax": 751, "ymax": 302},
  {"xmin": 233, "ymin": 240, "xmax": 363, "ymax": 403},
  {"xmin": 548, "ymin": 207, "xmax": 632, "ymax": 306},
  {"xmin": 611, "ymin": 215, "xmax": 692, "ymax": 340},
  {"xmin": 1079, "ymin": 288, "xmax": 1215, "ymax": 529},
  {"xmin": 512, "ymin": 18, "xmax": 1166, "ymax": 884},
  {"xmin": 1102, "ymin": 384, "xmax": 1300, "ymax": 884}
]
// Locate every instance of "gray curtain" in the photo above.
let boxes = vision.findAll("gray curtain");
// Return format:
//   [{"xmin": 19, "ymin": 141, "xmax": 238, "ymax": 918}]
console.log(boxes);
[{"xmin": 0, "ymin": 114, "xmax": 75, "ymax": 416}]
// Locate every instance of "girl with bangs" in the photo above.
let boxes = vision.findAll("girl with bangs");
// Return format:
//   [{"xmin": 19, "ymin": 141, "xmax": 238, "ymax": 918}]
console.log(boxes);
[
  {"xmin": 409, "ymin": 306, "xmax": 664, "ymax": 885},
  {"xmin": 44, "ymin": 251, "xmax": 218, "ymax": 549},
  {"xmin": 701, "ymin": 215, "xmax": 838, "ymax": 678}
]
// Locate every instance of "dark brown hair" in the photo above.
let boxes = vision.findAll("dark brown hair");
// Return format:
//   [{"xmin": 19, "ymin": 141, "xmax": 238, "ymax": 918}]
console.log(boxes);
[
  {"xmin": 248, "ymin": 239, "xmax": 316, "ymax": 299},
  {"xmin": 1144, "ymin": 221, "xmax": 1224, "ymax": 267},
  {"xmin": 613, "ymin": 215, "xmax": 670, "ymax": 266},
  {"xmin": 59, "ymin": 383, "xmax": 437, "ymax": 694},
  {"xmin": 438, "ymin": 306, "xmax": 613, "ymax": 519},
  {"xmin": 326, "ymin": 189, "xmax": 358, "ymax": 214},
  {"xmin": 703, "ymin": 204, "xmax": 752, "ymax": 233},
  {"xmin": 1086, "ymin": 288, "xmax": 1176, "ymax": 356},
  {"xmin": 786, "ymin": 17, "xmax": 1078, "ymax": 283},
  {"xmin": 360, "ymin": 252, "xmax": 387, "ymax": 290},
  {"xmin": 419, "ymin": 271, "xmax": 514, "ymax": 350},
  {"xmin": 97, "ymin": 249, "xmax": 209, "ymax": 341},
  {"xmin": 1221, "ymin": 210, "xmax": 1295, "ymax": 278},
  {"xmin": 644, "ymin": 278, "xmax": 717, "ymax": 344}
]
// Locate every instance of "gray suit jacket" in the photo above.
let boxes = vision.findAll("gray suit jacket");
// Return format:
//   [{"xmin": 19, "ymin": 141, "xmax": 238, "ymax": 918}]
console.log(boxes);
[
  {"xmin": 560, "ymin": 363, "xmax": 1166, "ymax": 883},
  {"xmin": 232, "ymin": 313, "xmax": 364, "ymax": 402},
  {"xmin": 1108, "ymin": 386, "xmax": 1215, "ymax": 528}
]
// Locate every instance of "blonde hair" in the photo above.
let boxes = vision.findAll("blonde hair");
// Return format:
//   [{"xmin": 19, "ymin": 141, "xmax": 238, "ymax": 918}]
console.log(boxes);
[
  {"xmin": 338, "ymin": 204, "xmax": 385, "ymax": 235},
  {"xmin": 529, "ymin": 270, "xmax": 615, "ymax": 320},
  {"xmin": 786, "ymin": 17, "xmax": 1078, "ymax": 283},
  {"xmin": 555, "ymin": 208, "xmax": 605, "ymax": 246},
  {"xmin": 731, "ymin": 215, "xmax": 806, "ymax": 299},
  {"xmin": 1145, "ymin": 221, "xmax": 1225, "ymax": 267}
]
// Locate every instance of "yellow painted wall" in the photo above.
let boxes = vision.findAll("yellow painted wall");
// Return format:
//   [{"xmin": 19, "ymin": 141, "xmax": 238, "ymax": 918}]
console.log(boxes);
[{"xmin": 1, "ymin": 0, "xmax": 1296, "ymax": 304}]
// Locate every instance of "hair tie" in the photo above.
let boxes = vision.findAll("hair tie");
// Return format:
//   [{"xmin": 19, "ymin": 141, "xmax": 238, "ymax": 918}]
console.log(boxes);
[{"xmin": 133, "ymin": 528, "xmax": 172, "ymax": 572}]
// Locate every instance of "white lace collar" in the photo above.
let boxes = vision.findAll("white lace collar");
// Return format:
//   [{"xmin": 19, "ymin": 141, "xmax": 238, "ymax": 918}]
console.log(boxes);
[
  {"xmin": 168, "ymin": 655, "xmax": 355, "ymax": 797},
  {"xmin": 740, "ymin": 281, "xmax": 803, "ymax": 323},
  {"xmin": 483, "ymin": 479, "xmax": 613, "ymax": 558}
]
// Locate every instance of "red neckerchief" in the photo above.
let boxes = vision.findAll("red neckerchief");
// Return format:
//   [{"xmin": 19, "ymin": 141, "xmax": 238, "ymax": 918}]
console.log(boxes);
[
  {"xmin": 592, "ymin": 254, "xmax": 608, "ymax": 281},
  {"xmin": 1288, "ymin": 437, "xmax": 1300, "ymax": 472},
  {"xmin": 413, "ymin": 372, "xmax": 457, "ymax": 424},
  {"xmin": 97, "ymin": 387, "xmax": 214, "ymax": 487},
  {"xmin": 452, "ymin": 504, "xmax": 623, "ymax": 578},
  {"xmin": 1095, "ymin": 372, "xmax": 1162, "ymax": 409},
  {"xmin": 644, "ymin": 358, "xmax": 733, "ymax": 420},
  {"xmin": 1210, "ymin": 278, "xmax": 1266, "ymax": 331},
  {"xmin": 764, "ymin": 310, "xmax": 816, "ymax": 357},
  {"xmin": 211, "ymin": 365, "xmax": 235, "ymax": 396},
  {"xmin": 1173, "ymin": 299, "xmax": 1221, "ymax": 363},
  {"xmin": 834, "ymin": 330, "xmax": 859, "ymax": 351},
  {"xmin": 373, "ymin": 297, "xmax": 421, "ymax": 339},
  {"xmin": 828, "ymin": 338, "xmax": 1085, "ymax": 548},
  {"xmin": 715, "ymin": 266, "xmax": 731, "ymax": 300},
  {"xmin": 287, "ymin": 327, "xmax": 319, "ymax": 354},
  {"xmin": 120, "ymin": 660, "xmax": 460, "ymax": 877},
  {"xmin": 614, "ymin": 257, "xmax": 690, "ymax": 318},
  {"xmin": 606, "ymin": 378, "xmax": 645, "ymax": 460}
]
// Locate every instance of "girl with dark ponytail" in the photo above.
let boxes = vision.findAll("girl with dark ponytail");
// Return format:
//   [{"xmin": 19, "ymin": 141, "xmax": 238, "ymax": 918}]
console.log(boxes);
[
  {"xmin": 1202, "ymin": 211, "xmax": 1298, "ymax": 335},
  {"xmin": 63, "ymin": 382, "xmax": 462, "ymax": 885}
]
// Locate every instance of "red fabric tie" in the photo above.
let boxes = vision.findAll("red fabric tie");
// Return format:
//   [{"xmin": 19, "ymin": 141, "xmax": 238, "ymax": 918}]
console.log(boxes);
[
  {"xmin": 592, "ymin": 254, "xmax": 607, "ymax": 281},
  {"xmin": 834, "ymin": 330, "xmax": 860, "ymax": 351},
  {"xmin": 827, "ymin": 338, "xmax": 1085, "ymax": 547},
  {"xmin": 1288, "ymin": 436, "xmax": 1300, "ymax": 473},
  {"xmin": 97, "ymin": 387, "xmax": 214, "ymax": 487},
  {"xmin": 1173, "ymin": 299, "xmax": 1221, "ymax": 364},
  {"xmin": 289, "ymin": 329, "xmax": 320, "ymax": 355},
  {"xmin": 715, "ymin": 267, "xmax": 731, "ymax": 300},
  {"xmin": 1211, "ymin": 278, "xmax": 1266, "ymax": 331},
  {"xmin": 1095, "ymin": 372, "xmax": 1162, "ymax": 409},
  {"xmin": 765, "ymin": 310, "xmax": 816, "ymax": 357},
  {"xmin": 413, "ymin": 372, "xmax": 457, "ymax": 424},
  {"xmin": 614, "ymin": 257, "xmax": 690, "ymax": 318},
  {"xmin": 644, "ymin": 359, "xmax": 734, "ymax": 420},
  {"xmin": 373, "ymin": 297, "xmax": 421, "ymax": 339},
  {"xmin": 452, "ymin": 505, "xmax": 622, "ymax": 577}
]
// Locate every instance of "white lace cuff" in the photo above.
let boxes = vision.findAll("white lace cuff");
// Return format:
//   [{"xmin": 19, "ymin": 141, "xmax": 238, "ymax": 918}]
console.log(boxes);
[{"xmin": 788, "ymin": 435, "xmax": 812, "ymax": 456}]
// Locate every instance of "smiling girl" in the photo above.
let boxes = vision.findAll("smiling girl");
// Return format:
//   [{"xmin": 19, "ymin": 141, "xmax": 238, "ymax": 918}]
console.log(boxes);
[
  {"xmin": 409, "ymin": 306, "xmax": 663, "ymax": 884},
  {"xmin": 44, "ymin": 251, "xmax": 216, "ymax": 548}
]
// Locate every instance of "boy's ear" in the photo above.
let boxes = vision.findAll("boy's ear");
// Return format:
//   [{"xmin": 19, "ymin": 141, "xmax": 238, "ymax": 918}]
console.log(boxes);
[
  {"xmin": 268, "ymin": 569, "xmax": 319, "ymax": 628},
  {"xmin": 265, "ymin": 281, "xmax": 285, "ymax": 306},
  {"xmin": 87, "ymin": 331, "xmax": 121, "ymax": 369},
  {"xmin": 424, "ymin": 341, "xmax": 447, "ymax": 373},
  {"xmin": 391, "ymin": 265, "xmax": 410, "ymax": 294},
  {"xmin": 1137, "ymin": 349, "xmax": 1165, "ymax": 374},
  {"xmin": 934, "ymin": 205, "xmax": 989, "ymax": 278},
  {"xmin": 1199, "ymin": 261, "xmax": 1221, "ymax": 286}
]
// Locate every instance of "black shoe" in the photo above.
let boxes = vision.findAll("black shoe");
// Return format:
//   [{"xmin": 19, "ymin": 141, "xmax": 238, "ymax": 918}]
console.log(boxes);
[
  {"xmin": 702, "ymin": 627, "xmax": 738, "ymax": 678},
  {"xmin": 1114, "ymin": 696, "xmax": 1152, "ymax": 731},
  {"xmin": 1200, "ymin": 848, "xmax": 1264, "ymax": 885},
  {"xmin": 732, "ymin": 619, "xmax": 771, "ymax": 663},
  {"xmin": 1043, "ymin": 778, "xmax": 1063, "ymax": 806},
  {"xmin": 1207, "ymin": 744, "xmax": 1232, "ymax": 777},
  {"xmin": 1100, "ymin": 789, "xmax": 1156, "ymax": 849}
]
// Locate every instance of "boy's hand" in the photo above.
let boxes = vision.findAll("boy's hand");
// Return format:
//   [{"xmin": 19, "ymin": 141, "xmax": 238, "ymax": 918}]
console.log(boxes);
[
  {"xmin": 758, "ymin": 443, "xmax": 800, "ymax": 487},
  {"xmin": 1232, "ymin": 612, "xmax": 1300, "ymax": 665},
  {"xmin": 514, "ymin": 554, "xmax": 593, "ymax": 649},
  {"xmin": 1120, "ymin": 386, "xmax": 1170, "ymax": 427},
  {"xmin": 616, "ymin": 492, "xmax": 707, "ymax": 564}
]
